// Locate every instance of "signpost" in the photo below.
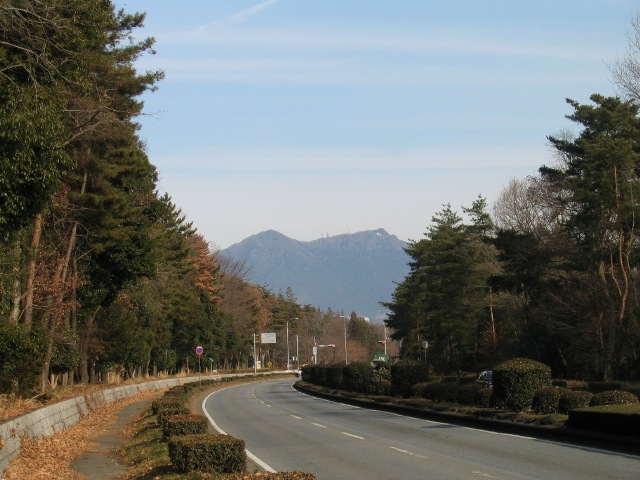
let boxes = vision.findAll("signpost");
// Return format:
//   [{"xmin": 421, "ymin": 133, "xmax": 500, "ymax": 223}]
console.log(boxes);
[
  {"xmin": 422, "ymin": 340, "xmax": 429, "ymax": 364},
  {"xmin": 195, "ymin": 346, "xmax": 204, "ymax": 383},
  {"xmin": 260, "ymin": 332, "xmax": 276, "ymax": 344}
]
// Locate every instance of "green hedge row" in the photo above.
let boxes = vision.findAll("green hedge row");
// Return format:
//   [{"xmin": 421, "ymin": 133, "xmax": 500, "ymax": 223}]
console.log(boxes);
[
  {"xmin": 162, "ymin": 413, "xmax": 208, "ymax": 438},
  {"xmin": 168, "ymin": 433, "xmax": 246, "ymax": 474},
  {"xmin": 301, "ymin": 361, "xmax": 428, "ymax": 397},
  {"xmin": 567, "ymin": 404, "xmax": 640, "ymax": 437}
]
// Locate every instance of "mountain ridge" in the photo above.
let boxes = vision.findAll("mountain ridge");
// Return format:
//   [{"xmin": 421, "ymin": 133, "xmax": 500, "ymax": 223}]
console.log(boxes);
[{"xmin": 220, "ymin": 228, "xmax": 411, "ymax": 321}]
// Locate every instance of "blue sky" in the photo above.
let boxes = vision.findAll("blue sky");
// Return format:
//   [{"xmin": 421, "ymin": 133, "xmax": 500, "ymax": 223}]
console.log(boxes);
[{"xmin": 115, "ymin": 0, "xmax": 637, "ymax": 249}]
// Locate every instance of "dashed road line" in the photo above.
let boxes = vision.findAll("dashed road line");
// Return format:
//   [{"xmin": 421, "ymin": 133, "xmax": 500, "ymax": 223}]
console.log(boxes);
[{"xmin": 390, "ymin": 446, "xmax": 429, "ymax": 459}]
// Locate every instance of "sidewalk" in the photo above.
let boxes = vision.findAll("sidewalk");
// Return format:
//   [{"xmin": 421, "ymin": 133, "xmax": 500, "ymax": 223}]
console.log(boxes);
[{"xmin": 71, "ymin": 394, "xmax": 162, "ymax": 480}]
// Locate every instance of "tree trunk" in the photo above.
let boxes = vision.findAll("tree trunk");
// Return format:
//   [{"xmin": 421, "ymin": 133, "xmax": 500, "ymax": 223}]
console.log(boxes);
[
  {"xmin": 79, "ymin": 306, "xmax": 101, "ymax": 384},
  {"xmin": 23, "ymin": 213, "xmax": 43, "ymax": 328}
]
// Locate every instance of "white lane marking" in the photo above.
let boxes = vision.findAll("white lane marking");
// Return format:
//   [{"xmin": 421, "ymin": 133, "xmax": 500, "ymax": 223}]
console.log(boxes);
[
  {"xmin": 462, "ymin": 427, "xmax": 533, "ymax": 440},
  {"xmin": 203, "ymin": 387, "xmax": 276, "ymax": 473},
  {"xmin": 390, "ymin": 446, "xmax": 429, "ymax": 459},
  {"xmin": 472, "ymin": 471, "xmax": 503, "ymax": 479},
  {"xmin": 312, "ymin": 422, "xmax": 327, "ymax": 428},
  {"xmin": 390, "ymin": 446, "xmax": 409, "ymax": 453},
  {"xmin": 341, "ymin": 432, "xmax": 364, "ymax": 440},
  {"xmin": 290, "ymin": 415, "xmax": 302, "ymax": 420}
]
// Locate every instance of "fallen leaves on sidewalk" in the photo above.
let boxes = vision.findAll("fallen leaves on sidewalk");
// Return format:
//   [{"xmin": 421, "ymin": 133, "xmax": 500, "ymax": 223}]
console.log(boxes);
[{"xmin": 3, "ymin": 390, "xmax": 161, "ymax": 480}]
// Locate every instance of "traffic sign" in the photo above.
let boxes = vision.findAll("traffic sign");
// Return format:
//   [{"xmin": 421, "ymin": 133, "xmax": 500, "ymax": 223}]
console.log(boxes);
[
  {"xmin": 261, "ymin": 332, "xmax": 276, "ymax": 344},
  {"xmin": 195, "ymin": 346, "xmax": 204, "ymax": 355}
]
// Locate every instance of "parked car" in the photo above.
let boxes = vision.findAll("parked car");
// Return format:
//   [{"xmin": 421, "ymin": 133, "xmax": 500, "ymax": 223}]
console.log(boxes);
[{"xmin": 476, "ymin": 370, "xmax": 493, "ymax": 388}]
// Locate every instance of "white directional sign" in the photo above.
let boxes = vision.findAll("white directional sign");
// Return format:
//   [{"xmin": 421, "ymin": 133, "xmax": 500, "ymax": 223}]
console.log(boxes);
[{"xmin": 261, "ymin": 332, "xmax": 276, "ymax": 344}]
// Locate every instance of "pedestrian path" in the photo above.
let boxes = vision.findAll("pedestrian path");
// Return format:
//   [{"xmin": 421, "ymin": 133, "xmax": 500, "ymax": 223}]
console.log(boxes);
[{"xmin": 71, "ymin": 395, "xmax": 160, "ymax": 479}]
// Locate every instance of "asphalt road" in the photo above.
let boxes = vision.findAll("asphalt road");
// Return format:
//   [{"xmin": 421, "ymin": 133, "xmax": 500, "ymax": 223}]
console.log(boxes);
[{"xmin": 202, "ymin": 379, "xmax": 640, "ymax": 480}]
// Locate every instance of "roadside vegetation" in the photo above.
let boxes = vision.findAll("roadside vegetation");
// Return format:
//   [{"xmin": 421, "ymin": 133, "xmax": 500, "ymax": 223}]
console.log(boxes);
[
  {"xmin": 299, "ymin": 359, "xmax": 640, "ymax": 440},
  {"xmin": 4, "ymin": 1, "xmax": 640, "ymax": 408},
  {"xmin": 121, "ymin": 374, "xmax": 316, "ymax": 480}
]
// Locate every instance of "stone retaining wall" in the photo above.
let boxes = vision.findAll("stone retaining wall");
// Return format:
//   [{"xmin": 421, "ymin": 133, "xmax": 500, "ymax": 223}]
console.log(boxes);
[{"xmin": 0, "ymin": 374, "xmax": 221, "ymax": 476}]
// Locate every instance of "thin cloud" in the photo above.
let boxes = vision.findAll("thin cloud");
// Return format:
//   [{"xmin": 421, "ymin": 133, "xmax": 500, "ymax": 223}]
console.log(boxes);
[
  {"xmin": 152, "ymin": 144, "xmax": 547, "ymax": 174},
  {"xmin": 161, "ymin": 26, "xmax": 611, "ymax": 63},
  {"xmin": 196, "ymin": 0, "xmax": 281, "ymax": 31}
]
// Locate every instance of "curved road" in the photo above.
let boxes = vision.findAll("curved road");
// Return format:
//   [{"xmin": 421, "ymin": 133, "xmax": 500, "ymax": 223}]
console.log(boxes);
[{"xmin": 203, "ymin": 379, "xmax": 640, "ymax": 480}]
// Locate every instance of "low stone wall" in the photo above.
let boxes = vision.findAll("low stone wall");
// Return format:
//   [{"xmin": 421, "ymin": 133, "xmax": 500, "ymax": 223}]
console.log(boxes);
[{"xmin": 0, "ymin": 374, "xmax": 221, "ymax": 476}]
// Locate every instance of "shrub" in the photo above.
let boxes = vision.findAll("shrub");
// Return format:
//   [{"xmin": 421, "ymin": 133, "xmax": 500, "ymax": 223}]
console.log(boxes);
[
  {"xmin": 152, "ymin": 398, "xmax": 185, "ymax": 415},
  {"xmin": 410, "ymin": 382, "xmax": 431, "ymax": 398},
  {"xmin": 325, "ymin": 363, "xmax": 344, "ymax": 389},
  {"xmin": 162, "ymin": 414, "xmax": 208, "ymax": 438},
  {"xmin": 558, "ymin": 390, "xmax": 593, "ymax": 413},
  {"xmin": 588, "ymin": 382, "xmax": 622, "ymax": 394},
  {"xmin": 567, "ymin": 404, "xmax": 640, "ymax": 437},
  {"xmin": 590, "ymin": 390, "xmax": 639, "ymax": 407},
  {"xmin": 301, "ymin": 365, "xmax": 326, "ymax": 386},
  {"xmin": 492, "ymin": 358, "xmax": 551, "ymax": 412},
  {"xmin": 457, "ymin": 383, "xmax": 484, "ymax": 406},
  {"xmin": 157, "ymin": 407, "xmax": 191, "ymax": 426},
  {"xmin": 423, "ymin": 382, "xmax": 459, "ymax": 403},
  {"xmin": 474, "ymin": 387, "xmax": 493, "ymax": 408},
  {"xmin": 0, "ymin": 322, "xmax": 45, "ymax": 396},
  {"xmin": 390, "ymin": 360, "xmax": 429, "ymax": 397},
  {"xmin": 371, "ymin": 366, "xmax": 392, "ymax": 395},
  {"xmin": 168, "ymin": 434, "xmax": 246, "ymax": 474},
  {"xmin": 343, "ymin": 362, "xmax": 373, "ymax": 394},
  {"xmin": 531, "ymin": 386, "xmax": 567, "ymax": 414}
]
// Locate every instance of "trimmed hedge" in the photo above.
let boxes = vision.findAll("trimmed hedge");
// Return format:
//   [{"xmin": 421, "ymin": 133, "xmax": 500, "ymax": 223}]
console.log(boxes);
[
  {"xmin": 492, "ymin": 358, "xmax": 551, "ymax": 411},
  {"xmin": 157, "ymin": 407, "xmax": 191, "ymax": 426},
  {"xmin": 343, "ymin": 362, "xmax": 374, "ymax": 394},
  {"xmin": 162, "ymin": 414, "xmax": 208, "ymax": 438},
  {"xmin": 474, "ymin": 387, "xmax": 493, "ymax": 408},
  {"xmin": 590, "ymin": 390, "xmax": 639, "ymax": 407},
  {"xmin": 531, "ymin": 386, "xmax": 568, "ymax": 414},
  {"xmin": 168, "ymin": 434, "xmax": 246, "ymax": 474},
  {"xmin": 152, "ymin": 398, "xmax": 185, "ymax": 415},
  {"xmin": 371, "ymin": 366, "xmax": 392, "ymax": 395},
  {"xmin": 457, "ymin": 383, "xmax": 484, "ymax": 406},
  {"xmin": 567, "ymin": 404, "xmax": 640, "ymax": 437},
  {"xmin": 558, "ymin": 390, "xmax": 593, "ymax": 413},
  {"xmin": 410, "ymin": 382, "xmax": 431, "ymax": 398},
  {"xmin": 390, "ymin": 360, "xmax": 429, "ymax": 397},
  {"xmin": 588, "ymin": 381, "xmax": 622, "ymax": 393},
  {"xmin": 423, "ymin": 382, "xmax": 459, "ymax": 403},
  {"xmin": 325, "ymin": 363, "xmax": 344, "ymax": 389}
]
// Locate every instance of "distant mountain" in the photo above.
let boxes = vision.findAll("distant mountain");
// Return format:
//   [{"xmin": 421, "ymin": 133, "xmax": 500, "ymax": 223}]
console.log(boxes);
[{"xmin": 220, "ymin": 228, "xmax": 411, "ymax": 322}]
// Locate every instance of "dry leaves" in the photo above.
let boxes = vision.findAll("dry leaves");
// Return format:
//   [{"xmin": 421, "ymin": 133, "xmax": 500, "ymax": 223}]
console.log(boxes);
[{"xmin": 3, "ymin": 389, "xmax": 161, "ymax": 480}]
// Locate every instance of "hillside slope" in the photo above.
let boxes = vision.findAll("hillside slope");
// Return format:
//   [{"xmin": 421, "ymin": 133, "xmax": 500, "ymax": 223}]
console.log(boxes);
[{"xmin": 220, "ymin": 228, "xmax": 411, "ymax": 321}]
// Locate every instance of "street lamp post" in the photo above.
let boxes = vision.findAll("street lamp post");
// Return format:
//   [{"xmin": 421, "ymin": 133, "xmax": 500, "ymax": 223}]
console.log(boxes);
[
  {"xmin": 253, "ymin": 333, "xmax": 257, "ymax": 377},
  {"xmin": 343, "ymin": 315, "xmax": 348, "ymax": 364},
  {"xmin": 288, "ymin": 318, "xmax": 298, "ymax": 370}
]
